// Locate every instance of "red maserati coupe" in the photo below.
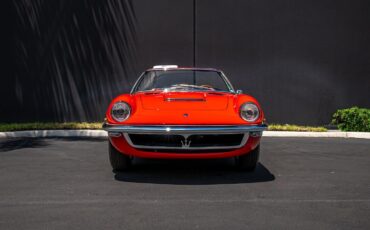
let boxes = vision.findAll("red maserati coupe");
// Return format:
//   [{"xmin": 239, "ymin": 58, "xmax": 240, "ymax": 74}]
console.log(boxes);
[{"xmin": 103, "ymin": 65, "xmax": 267, "ymax": 171}]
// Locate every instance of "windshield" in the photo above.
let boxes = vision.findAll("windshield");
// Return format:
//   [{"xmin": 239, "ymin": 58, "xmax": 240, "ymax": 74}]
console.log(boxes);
[{"xmin": 132, "ymin": 70, "xmax": 233, "ymax": 93}]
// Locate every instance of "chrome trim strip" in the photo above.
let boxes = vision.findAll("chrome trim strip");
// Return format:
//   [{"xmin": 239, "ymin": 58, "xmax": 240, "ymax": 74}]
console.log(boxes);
[
  {"xmin": 103, "ymin": 123, "xmax": 267, "ymax": 134},
  {"xmin": 123, "ymin": 133, "xmax": 249, "ymax": 150},
  {"xmin": 108, "ymin": 132, "xmax": 122, "ymax": 137},
  {"xmin": 130, "ymin": 71, "xmax": 146, "ymax": 94},
  {"xmin": 220, "ymin": 71, "xmax": 235, "ymax": 93}
]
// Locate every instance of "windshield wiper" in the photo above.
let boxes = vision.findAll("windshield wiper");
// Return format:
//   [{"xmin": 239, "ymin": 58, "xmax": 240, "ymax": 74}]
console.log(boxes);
[
  {"xmin": 137, "ymin": 88, "xmax": 164, "ymax": 93},
  {"xmin": 168, "ymin": 84, "xmax": 214, "ymax": 91}
]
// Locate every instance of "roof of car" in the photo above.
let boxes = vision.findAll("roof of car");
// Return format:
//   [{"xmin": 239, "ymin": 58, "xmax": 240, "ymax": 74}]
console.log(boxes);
[{"xmin": 146, "ymin": 65, "xmax": 221, "ymax": 72}]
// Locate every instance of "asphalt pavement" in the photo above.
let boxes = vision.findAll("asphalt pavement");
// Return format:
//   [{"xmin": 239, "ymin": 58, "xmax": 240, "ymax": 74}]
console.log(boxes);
[{"xmin": 0, "ymin": 137, "xmax": 369, "ymax": 230}]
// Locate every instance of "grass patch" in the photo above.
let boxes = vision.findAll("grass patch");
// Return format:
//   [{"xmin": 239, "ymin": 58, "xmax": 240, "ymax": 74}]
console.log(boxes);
[
  {"xmin": 0, "ymin": 122, "xmax": 102, "ymax": 132},
  {"xmin": 268, "ymin": 124, "xmax": 327, "ymax": 132},
  {"xmin": 0, "ymin": 122, "xmax": 328, "ymax": 132}
]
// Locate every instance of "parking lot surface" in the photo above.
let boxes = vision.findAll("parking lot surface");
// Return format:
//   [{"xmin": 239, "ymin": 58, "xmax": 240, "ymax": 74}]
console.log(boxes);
[{"xmin": 0, "ymin": 137, "xmax": 369, "ymax": 230}]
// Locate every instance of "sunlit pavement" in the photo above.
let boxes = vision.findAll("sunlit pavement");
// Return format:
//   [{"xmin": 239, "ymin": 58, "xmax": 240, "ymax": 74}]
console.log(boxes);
[{"xmin": 0, "ymin": 137, "xmax": 369, "ymax": 229}]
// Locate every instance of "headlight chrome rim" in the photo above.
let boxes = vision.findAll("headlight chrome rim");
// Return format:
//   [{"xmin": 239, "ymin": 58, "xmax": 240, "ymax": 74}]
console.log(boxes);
[
  {"xmin": 111, "ymin": 101, "xmax": 131, "ymax": 122},
  {"xmin": 240, "ymin": 102, "xmax": 260, "ymax": 122}
]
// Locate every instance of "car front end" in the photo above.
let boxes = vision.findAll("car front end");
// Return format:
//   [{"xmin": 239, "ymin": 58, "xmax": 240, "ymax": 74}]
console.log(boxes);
[
  {"xmin": 104, "ymin": 123, "xmax": 266, "ymax": 159},
  {"xmin": 103, "ymin": 65, "xmax": 267, "ymax": 171}
]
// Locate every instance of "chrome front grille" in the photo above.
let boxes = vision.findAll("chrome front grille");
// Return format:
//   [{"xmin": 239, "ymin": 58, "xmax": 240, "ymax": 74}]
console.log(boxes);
[{"xmin": 124, "ymin": 133, "xmax": 248, "ymax": 150}]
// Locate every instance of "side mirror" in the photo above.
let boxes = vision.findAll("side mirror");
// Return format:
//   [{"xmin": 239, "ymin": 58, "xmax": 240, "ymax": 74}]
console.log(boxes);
[{"xmin": 236, "ymin": 89, "xmax": 243, "ymax": 94}]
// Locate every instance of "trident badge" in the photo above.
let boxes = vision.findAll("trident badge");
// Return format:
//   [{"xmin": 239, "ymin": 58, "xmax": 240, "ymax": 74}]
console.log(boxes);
[{"xmin": 181, "ymin": 138, "xmax": 191, "ymax": 148}]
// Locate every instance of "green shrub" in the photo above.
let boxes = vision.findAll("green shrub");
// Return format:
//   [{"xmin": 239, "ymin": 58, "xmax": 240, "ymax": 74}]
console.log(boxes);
[{"xmin": 331, "ymin": 107, "xmax": 370, "ymax": 132}]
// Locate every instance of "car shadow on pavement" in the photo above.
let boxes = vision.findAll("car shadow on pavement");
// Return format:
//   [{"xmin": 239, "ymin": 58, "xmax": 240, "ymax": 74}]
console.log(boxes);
[
  {"xmin": 0, "ymin": 138, "xmax": 49, "ymax": 152},
  {"xmin": 114, "ymin": 158, "xmax": 275, "ymax": 185},
  {"xmin": 0, "ymin": 137, "xmax": 106, "ymax": 152}
]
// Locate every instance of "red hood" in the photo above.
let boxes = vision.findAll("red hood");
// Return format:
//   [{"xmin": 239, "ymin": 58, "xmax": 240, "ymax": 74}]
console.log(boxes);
[
  {"xmin": 106, "ymin": 91, "xmax": 264, "ymax": 125},
  {"xmin": 139, "ymin": 91, "xmax": 229, "ymax": 111}
]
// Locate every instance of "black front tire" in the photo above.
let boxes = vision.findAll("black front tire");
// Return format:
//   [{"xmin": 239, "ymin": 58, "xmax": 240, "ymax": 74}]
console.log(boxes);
[
  {"xmin": 237, "ymin": 145, "xmax": 260, "ymax": 171},
  {"xmin": 109, "ymin": 142, "xmax": 131, "ymax": 171}
]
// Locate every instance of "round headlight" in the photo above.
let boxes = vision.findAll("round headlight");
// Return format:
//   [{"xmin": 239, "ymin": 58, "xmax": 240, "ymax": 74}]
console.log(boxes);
[
  {"xmin": 111, "ymin": 102, "xmax": 131, "ymax": 122},
  {"xmin": 240, "ymin": 103, "xmax": 260, "ymax": 122}
]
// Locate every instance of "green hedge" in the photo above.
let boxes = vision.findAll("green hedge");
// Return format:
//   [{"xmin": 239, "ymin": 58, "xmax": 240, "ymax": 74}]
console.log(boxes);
[{"xmin": 332, "ymin": 107, "xmax": 370, "ymax": 132}]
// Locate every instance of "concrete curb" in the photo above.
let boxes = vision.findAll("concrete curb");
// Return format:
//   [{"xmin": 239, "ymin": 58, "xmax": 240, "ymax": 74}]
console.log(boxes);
[
  {"xmin": 0, "ymin": 130, "xmax": 107, "ymax": 138},
  {"xmin": 263, "ymin": 131, "xmax": 370, "ymax": 139},
  {"xmin": 0, "ymin": 130, "xmax": 369, "ymax": 139}
]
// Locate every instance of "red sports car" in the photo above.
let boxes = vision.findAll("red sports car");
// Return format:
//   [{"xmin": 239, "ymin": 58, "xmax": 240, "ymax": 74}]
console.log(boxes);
[{"xmin": 103, "ymin": 65, "xmax": 267, "ymax": 171}]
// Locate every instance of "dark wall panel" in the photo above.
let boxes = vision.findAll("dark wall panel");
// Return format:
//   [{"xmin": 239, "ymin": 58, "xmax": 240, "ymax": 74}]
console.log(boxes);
[
  {"xmin": 133, "ymin": 0, "xmax": 194, "ymax": 72},
  {"xmin": 1, "ymin": 0, "xmax": 193, "ymax": 122},
  {"xmin": 2, "ymin": 0, "xmax": 369, "ymax": 125},
  {"xmin": 196, "ymin": 0, "xmax": 370, "ymax": 125}
]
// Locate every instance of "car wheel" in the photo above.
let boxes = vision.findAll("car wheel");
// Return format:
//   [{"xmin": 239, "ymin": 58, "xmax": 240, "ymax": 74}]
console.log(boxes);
[
  {"xmin": 237, "ymin": 145, "xmax": 260, "ymax": 171},
  {"xmin": 109, "ymin": 141, "xmax": 131, "ymax": 171}
]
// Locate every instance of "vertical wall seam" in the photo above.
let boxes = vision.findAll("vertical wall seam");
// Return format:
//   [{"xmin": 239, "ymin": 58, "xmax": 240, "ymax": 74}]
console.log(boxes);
[{"xmin": 193, "ymin": 0, "xmax": 196, "ymax": 67}]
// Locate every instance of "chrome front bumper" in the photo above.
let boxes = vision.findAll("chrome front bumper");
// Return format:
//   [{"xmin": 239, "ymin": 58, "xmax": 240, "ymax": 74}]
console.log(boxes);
[
  {"xmin": 103, "ymin": 123, "xmax": 267, "ymax": 150},
  {"xmin": 102, "ymin": 123, "xmax": 268, "ymax": 134}
]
